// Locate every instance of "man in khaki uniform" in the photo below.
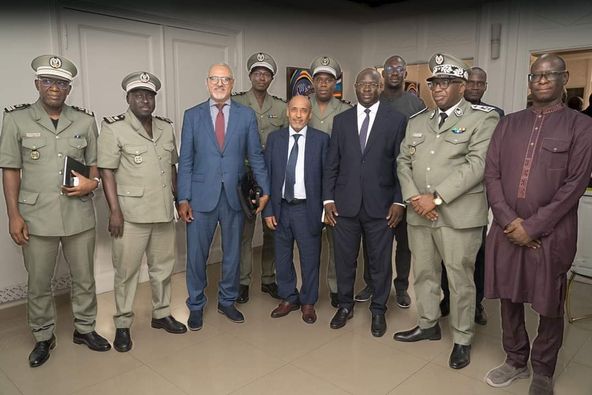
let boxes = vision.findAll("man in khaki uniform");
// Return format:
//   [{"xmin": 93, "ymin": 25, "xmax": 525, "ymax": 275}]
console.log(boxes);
[
  {"xmin": 395, "ymin": 53, "xmax": 499, "ymax": 370},
  {"xmin": 0, "ymin": 55, "xmax": 111, "ymax": 367},
  {"xmin": 98, "ymin": 72, "xmax": 187, "ymax": 353},
  {"xmin": 233, "ymin": 52, "xmax": 288, "ymax": 303},
  {"xmin": 308, "ymin": 55, "xmax": 351, "ymax": 307}
]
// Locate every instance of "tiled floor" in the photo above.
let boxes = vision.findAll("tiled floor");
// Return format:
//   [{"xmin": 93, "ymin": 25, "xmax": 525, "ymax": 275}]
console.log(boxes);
[{"xmin": 0, "ymin": 252, "xmax": 591, "ymax": 395}]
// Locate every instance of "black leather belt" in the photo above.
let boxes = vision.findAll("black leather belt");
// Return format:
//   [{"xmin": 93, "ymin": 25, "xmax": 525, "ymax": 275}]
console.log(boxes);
[{"xmin": 283, "ymin": 198, "xmax": 306, "ymax": 205}]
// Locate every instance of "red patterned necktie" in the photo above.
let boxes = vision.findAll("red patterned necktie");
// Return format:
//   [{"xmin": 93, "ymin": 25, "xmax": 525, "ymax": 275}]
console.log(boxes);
[{"xmin": 215, "ymin": 103, "xmax": 225, "ymax": 149}]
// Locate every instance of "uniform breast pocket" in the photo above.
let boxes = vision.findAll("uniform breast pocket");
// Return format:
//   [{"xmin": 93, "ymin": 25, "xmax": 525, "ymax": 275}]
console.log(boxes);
[
  {"xmin": 541, "ymin": 138, "xmax": 569, "ymax": 170},
  {"xmin": 67, "ymin": 137, "xmax": 88, "ymax": 161},
  {"xmin": 123, "ymin": 145, "xmax": 148, "ymax": 165},
  {"xmin": 444, "ymin": 133, "xmax": 471, "ymax": 155},
  {"xmin": 21, "ymin": 137, "xmax": 48, "ymax": 163},
  {"xmin": 161, "ymin": 143, "xmax": 176, "ymax": 164}
]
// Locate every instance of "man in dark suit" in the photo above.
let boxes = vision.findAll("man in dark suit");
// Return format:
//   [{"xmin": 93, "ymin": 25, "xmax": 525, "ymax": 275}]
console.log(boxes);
[
  {"xmin": 177, "ymin": 63, "xmax": 270, "ymax": 331},
  {"xmin": 324, "ymin": 68, "xmax": 407, "ymax": 337},
  {"xmin": 263, "ymin": 95, "xmax": 329, "ymax": 324}
]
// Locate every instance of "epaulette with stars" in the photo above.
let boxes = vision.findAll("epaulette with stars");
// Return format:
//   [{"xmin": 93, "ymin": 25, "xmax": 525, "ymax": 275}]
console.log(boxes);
[
  {"xmin": 340, "ymin": 98, "xmax": 352, "ymax": 105},
  {"xmin": 103, "ymin": 114, "xmax": 126, "ymax": 124},
  {"xmin": 4, "ymin": 103, "xmax": 30, "ymax": 113},
  {"xmin": 155, "ymin": 115, "xmax": 173, "ymax": 124},
  {"xmin": 271, "ymin": 95, "xmax": 287, "ymax": 103},
  {"xmin": 72, "ymin": 106, "xmax": 95, "ymax": 117},
  {"xmin": 471, "ymin": 104, "xmax": 495, "ymax": 113},
  {"xmin": 409, "ymin": 107, "xmax": 428, "ymax": 119},
  {"xmin": 231, "ymin": 91, "xmax": 247, "ymax": 96}
]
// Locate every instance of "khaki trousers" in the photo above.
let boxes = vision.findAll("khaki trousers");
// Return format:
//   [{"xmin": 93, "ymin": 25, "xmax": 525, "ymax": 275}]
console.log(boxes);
[
  {"xmin": 323, "ymin": 226, "xmax": 338, "ymax": 293},
  {"xmin": 112, "ymin": 221, "xmax": 175, "ymax": 328},
  {"xmin": 23, "ymin": 228, "xmax": 97, "ymax": 341},
  {"xmin": 408, "ymin": 224, "xmax": 482, "ymax": 345}
]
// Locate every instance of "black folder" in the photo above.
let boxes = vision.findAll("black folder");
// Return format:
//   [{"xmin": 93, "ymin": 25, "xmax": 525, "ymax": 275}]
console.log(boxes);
[{"xmin": 62, "ymin": 156, "xmax": 90, "ymax": 186}]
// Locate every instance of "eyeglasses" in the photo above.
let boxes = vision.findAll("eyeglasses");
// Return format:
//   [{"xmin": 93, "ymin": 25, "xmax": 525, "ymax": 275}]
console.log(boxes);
[
  {"xmin": 527, "ymin": 70, "xmax": 566, "ymax": 83},
  {"xmin": 129, "ymin": 91, "xmax": 155, "ymax": 101},
  {"xmin": 251, "ymin": 71, "xmax": 272, "ymax": 79},
  {"xmin": 427, "ymin": 79, "xmax": 463, "ymax": 90},
  {"xmin": 207, "ymin": 76, "xmax": 233, "ymax": 85},
  {"xmin": 38, "ymin": 78, "xmax": 70, "ymax": 90},
  {"xmin": 354, "ymin": 82, "xmax": 380, "ymax": 89},
  {"xmin": 384, "ymin": 66, "xmax": 406, "ymax": 75},
  {"xmin": 467, "ymin": 81, "xmax": 487, "ymax": 88}
]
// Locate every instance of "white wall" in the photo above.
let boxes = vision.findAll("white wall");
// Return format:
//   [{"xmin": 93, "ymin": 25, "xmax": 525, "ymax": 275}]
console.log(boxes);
[{"xmin": 0, "ymin": 0, "xmax": 363, "ymax": 305}]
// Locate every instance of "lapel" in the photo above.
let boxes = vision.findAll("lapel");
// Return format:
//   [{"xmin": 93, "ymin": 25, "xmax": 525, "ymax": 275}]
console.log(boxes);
[
  {"xmin": 303, "ymin": 128, "xmax": 314, "ymax": 190},
  {"xmin": 277, "ymin": 128, "xmax": 289, "ymax": 183},
  {"xmin": 31, "ymin": 100, "xmax": 63, "ymax": 134},
  {"xmin": 428, "ymin": 108, "xmax": 440, "ymax": 134},
  {"xmin": 223, "ymin": 101, "xmax": 240, "ymax": 152},
  {"xmin": 200, "ymin": 100, "xmax": 218, "ymax": 149},
  {"xmin": 247, "ymin": 90, "xmax": 272, "ymax": 114},
  {"xmin": 362, "ymin": 102, "xmax": 384, "ymax": 156},
  {"xmin": 348, "ymin": 107, "xmax": 363, "ymax": 157}
]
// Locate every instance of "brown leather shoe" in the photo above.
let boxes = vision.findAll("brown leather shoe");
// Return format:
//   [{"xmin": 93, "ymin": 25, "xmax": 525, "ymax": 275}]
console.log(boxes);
[
  {"xmin": 301, "ymin": 304, "xmax": 317, "ymax": 324},
  {"xmin": 271, "ymin": 300, "xmax": 299, "ymax": 318}
]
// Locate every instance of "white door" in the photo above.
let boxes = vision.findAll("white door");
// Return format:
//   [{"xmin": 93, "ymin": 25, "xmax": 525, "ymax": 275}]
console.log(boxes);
[{"xmin": 60, "ymin": 8, "xmax": 241, "ymax": 293}]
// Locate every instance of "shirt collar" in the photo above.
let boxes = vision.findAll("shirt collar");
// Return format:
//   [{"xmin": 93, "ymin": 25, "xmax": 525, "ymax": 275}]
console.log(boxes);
[
  {"xmin": 357, "ymin": 100, "xmax": 380, "ymax": 115},
  {"xmin": 209, "ymin": 98, "xmax": 231, "ymax": 108},
  {"xmin": 438, "ymin": 99, "xmax": 463, "ymax": 117},
  {"xmin": 289, "ymin": 125, "xmax": 307, "ymax": 138}
]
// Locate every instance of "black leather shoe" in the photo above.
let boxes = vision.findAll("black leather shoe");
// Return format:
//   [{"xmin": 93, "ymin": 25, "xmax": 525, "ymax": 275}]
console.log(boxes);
[
  {"xmin": 236, "ymin": 285, "xmax": 249, "ymax": 304},
  {"xmin": 151, "ymin": 316, "xmax": 187, "ymax": 334},
  {"xmin": 261, "ymin": 283, "xmax": 281, "ymax": 299},
  {"xmin": 217, "ymin": 303, "xmax": 245, "ymax": 323},
  {"xmin": 354, "ymin": 285, "xmax": 373, "ymax": 302},
  {"xmin": 440, "ymin": 298, "xmax": 450, "ymax": 317},
  {"xmin": 330, "ymin": 292, "xmax": 339, "ymax": 308},
  {"xmin": 73, "ymin": 330, "xmax": 111, "ymax": 351},
  {"xmin": 371, "ymin": 314, "xmax": 386, "ymax": 337},
  {"xmin": 113, "ymin": 328, "xmax": 132, "ymax": 352},
  {"xmin": 187, "ymin": 310, "xmax": 203, "ymax": 331},
  {"xmin": 330, "ymin": 307, "xmax": 353, "ymax": 329},
  {"xmin": 395, "ymin": 291, "xmax": 411, "ymax": 309},
  {"xmin": 449, "ymin": 343, "xmax": 471, "ymax": 369},
  {"xmin": 394, "ymin": 324, "xmax": 442, "ymax": 342},
  {"xmin": 29, "ymin": 335, "xmax": 56, "ymax": 367},
  {"xmin": 475, "ymin": 303, "xmax": 488, "ymax": 326}
]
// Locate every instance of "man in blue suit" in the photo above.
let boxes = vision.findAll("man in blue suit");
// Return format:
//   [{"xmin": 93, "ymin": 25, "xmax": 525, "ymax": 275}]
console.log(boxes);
[
  {"xmin": 177, "ymin": 63, "xmax": 270, "ymax": 330},
  {"xmin": 324, "ymin": 68, "xmax": 407, "ymax": 337},
  {"xmin": 263, "ymin": 95, "xmax": 329, "ymax": 324}
]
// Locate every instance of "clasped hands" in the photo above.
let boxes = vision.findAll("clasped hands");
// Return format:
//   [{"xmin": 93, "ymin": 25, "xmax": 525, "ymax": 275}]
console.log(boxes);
[
  {"xmin": 321, "ymin": 202, "xmax": 404, "ymax": 228},
  {"xmin": 504, "ymin": 217, "xmax": 541, "ymax": 249},
  {"xmin": 409, "ymin": 194, "xmax": 438, "ymax": 222}
]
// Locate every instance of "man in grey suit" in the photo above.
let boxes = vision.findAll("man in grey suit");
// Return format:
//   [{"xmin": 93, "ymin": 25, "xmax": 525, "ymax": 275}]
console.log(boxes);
[
  {"xmin": 177, "ymin": 63, "xmax": 270, "ymax": 331},
  {"xmin": 395, "ymin": 53, "xmax": 499, "ymax": 370}
]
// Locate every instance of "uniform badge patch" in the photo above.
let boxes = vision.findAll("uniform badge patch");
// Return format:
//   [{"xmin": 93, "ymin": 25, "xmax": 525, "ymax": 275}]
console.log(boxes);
[
  {"xmin": 256, "ymin": 53, "xmax": 265, "ymax": 62},
  {"xmin": 134, "ymin": 155, "xmax": 143, "ymax": 164},
  {"xmin": 435, "ymin": 54, "xmax": 444, "ymax": 65},
  {"xmin": 454, "ymin": 107, "xmax": 464, "ymax": 117},
  {"xmin": 31, "ymin": 150, "xmax": 40, "ymax": 160},
  {"xmin": 321, "ymin": 57, "xmax": 330, "ymax": 66},
  {"xmin": 471, "ymin": 104, "xmax": 494, "ymax": 112},
  {"xmin": 140, "ymin": 72, "xmax": 150, "ymax": 83},
  {"xmin": 49, "ymin": 56, "xmax": 62, "ymax": 69},
  {"xmin": 451, "ymin": 128, "xmax": 466, "ymax": 134},
  {"xmin": 409, "ymin": 146, "xmax": 416, "ymax": 155},
  {"xmin": 72, "ymin": 106, "xmax": 95, "ymax": 117},
  {"xmin": 104, "ymin": 114, "xmax": 126, "ymax": 124}
]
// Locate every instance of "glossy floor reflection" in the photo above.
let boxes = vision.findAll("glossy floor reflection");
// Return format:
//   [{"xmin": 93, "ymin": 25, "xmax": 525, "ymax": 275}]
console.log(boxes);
[{"xmin": 0, "ymin": 249, "xmax": 591, "ymax": 395}]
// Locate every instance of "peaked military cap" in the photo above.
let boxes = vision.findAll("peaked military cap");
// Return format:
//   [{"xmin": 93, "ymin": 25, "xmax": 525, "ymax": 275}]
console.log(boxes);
[
  {"xmin": 247, "ymin": 52, "xmax": 277, "ymax": 75},
  {"xmin": 121, "ymin": 71, "xmax": 161, "ymax": 93},
  {"xmin": 310, "ymin": 56, "xmax": 342, "ymax": 79},
  {"xmin": 427, "ymin": 53, "xmax": 469, "ymax": 81},
  {"xmin": 31, "ymin": 55, "xmax": 78, "ymax": 82}
]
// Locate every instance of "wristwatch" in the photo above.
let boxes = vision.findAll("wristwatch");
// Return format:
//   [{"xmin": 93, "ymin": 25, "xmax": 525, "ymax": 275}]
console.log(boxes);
[{"xmin": 433, "ymin": 191, "xmax": 443, "ymax": 206}]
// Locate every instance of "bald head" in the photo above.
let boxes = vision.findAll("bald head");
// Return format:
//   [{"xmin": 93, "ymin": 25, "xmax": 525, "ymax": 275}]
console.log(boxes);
[
  {"xmin": 356, "ymin": 68, "xmax": 381, "ymax": 83},
  {"xmin": 531, "ymin": 53, "xmax": 566, "ymax": 73},
  {"xmin": 287, "ymin": 95, "xmax": 312, "ymax": 132},
  {"xmin": 355, "ymin": 68, "xmax": 382, "ymax": 107}
]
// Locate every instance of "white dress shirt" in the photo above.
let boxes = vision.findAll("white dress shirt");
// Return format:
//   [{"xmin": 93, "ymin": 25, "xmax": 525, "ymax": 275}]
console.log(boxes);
[
  {"xmin": 282, "ymin": 126, "xmax": 307, "ymax": 200},
  {"xmin": 357, "ymin": 101, "xmax": 380, "ymax": 145}
]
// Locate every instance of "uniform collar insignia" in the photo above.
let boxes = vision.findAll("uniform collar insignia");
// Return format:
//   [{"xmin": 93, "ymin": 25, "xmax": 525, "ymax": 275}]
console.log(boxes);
[{"xmin": 454, "ymin": 107, "xmax": 463, "ymax": 117}]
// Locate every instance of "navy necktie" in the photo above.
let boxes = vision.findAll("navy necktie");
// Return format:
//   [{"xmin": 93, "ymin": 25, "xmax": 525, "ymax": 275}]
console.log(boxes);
[
  {"xmin": 360, "ymin": 108, "xmax": 371, "ymax": 151},
  {"xmin": 284, "ymin": 134, "xmax": 301, "ymax": 202},
  {"xmin": 439, "ymin": 112, "xmax": 448, "ymax": 128}
]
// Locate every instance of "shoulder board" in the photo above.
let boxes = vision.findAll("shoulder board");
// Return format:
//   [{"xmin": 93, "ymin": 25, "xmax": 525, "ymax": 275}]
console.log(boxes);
[
  {"xmin": 231, "ymin": 91, "xmax": 247, "ymax": 96},
  {"xmin": 471, "ymin": 104, "xmax": 494, "ymax": 113},
  {"xmin": 71, "ymin": 105, "xmax": 95, "ymax": 117},
  {"xmin": 409, "ymin": 107, "xmax": 428, "ymax": 119},
  {"xmin": 271, "ymin": 95, "xmax": 286, "ymax": 103},
  {"xmin": 4, "ymin": 103, "xmax": 30, "ymax": 113},
  {"xmin": 155, "ymin": 115, "xmax": 173, "ymax": 124},
  {"xmin": 340, "ymin": 99, "xmax": 352, "ymax": 106},
  {"xmin": 103, "ymin": 114, "xmax": 126, "ymax": 124}
]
